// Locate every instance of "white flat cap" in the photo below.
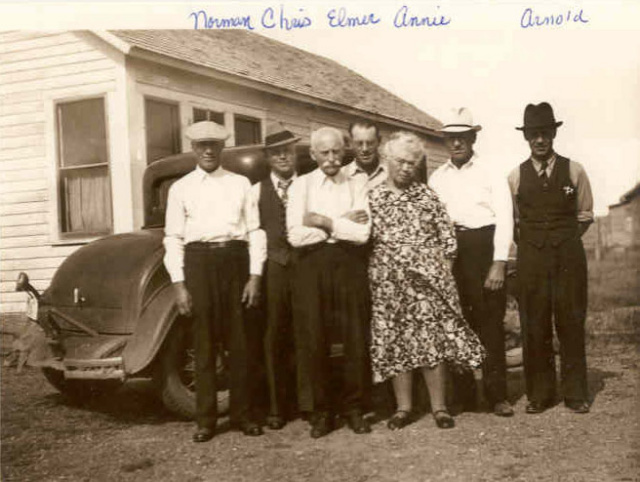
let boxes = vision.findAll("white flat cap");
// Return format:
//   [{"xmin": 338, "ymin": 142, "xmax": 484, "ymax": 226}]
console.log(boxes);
[{"xmin": 186, "ymin": 121, "xmax": 230, "ymax": 142}]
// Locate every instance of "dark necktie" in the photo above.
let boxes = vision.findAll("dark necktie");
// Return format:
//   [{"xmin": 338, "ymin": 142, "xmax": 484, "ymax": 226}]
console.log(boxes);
[
  {"xmin": 539, "ymin": 160, "xmax": 549, "ymax": 190},
  {"xmin": 277, "ymin": 179, "xmax": 292, "ymax": 206}
]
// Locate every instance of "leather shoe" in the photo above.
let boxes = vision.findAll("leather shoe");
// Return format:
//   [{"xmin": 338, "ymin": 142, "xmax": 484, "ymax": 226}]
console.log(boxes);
[
  {"xmin": 266, "ymin": 415, "xmax": 286, "ymax": 430},
  {"xmin": 433, "ymin": 410, "xmax": 455, "ymax": 429},
  {"xmin": 525, "ymin": 401, "xmax": 549, "ymax": 414},
  {"xmin": 493, "ymin": 401, "xmax": 515, "ymax": 417},
  {"xmin": 236, "ymin": 420, "xmax": 264, "ymax": 437},
  {"xmin": 310, "ymin": 413, "xmax": 333, "ymax": 439},
  {"xmin": 345, "ymin": 412, "xmax": 371, "ymax": 434},
  {"xmin": 387, "ymin": 410, "xmax": 413, "ymax": 430},
  {"xmin": 192, "ymin": 427, "xmax": 215, "ymax": 443},
  {"xmin": 565, "ymin": 401, "xmax": 590, "ymax": 414}
]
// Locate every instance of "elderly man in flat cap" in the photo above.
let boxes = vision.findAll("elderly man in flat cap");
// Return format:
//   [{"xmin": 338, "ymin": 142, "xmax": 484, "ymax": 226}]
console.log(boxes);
[
  {"xmin": 249, "ymin": 123, "xmax": 301, "ymax": 430},
  {"xmin": 287, "ymin": 126, "xmax": 372, "ymax": 438},
  {"xmin": 429, "ymin": 108, "xmax": 515, "ymax": 417},
  {"xmin": 164, "ymin": 121, "xmax": 266, "ymax": 442},
  {"xmin": 508, "ymin": 102, "xmax": 593, "ymax": 414}
]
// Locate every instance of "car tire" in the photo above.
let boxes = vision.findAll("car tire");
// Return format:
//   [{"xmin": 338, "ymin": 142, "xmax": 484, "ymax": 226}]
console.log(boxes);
[
  {"xmin": 41, "ymin": 367, "xmax": 122, "ymax": 400},
  {"xmin": 158, "ymin": 320, "xmax": 229, "ymax": 420}
]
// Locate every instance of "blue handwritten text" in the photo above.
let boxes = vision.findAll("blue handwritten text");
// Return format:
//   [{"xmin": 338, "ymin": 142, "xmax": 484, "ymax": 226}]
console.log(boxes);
[
  {"xmin": 393, "ymin": 5, "xmax": 451, "ymax": 28},
  {"xmin": 261, "ymin": 6, "xmax": 312, "ymax": 30},
  {"xmin": 327, "ymin": 7, "xmax": 381, "ymax": 28},
  {"xmin": 189, "ymin": 10, "xmax": 255, "ymax": 30},
  {"xmin": 520, "ymin": 8, "xmax": 589, "ymax": 28}
]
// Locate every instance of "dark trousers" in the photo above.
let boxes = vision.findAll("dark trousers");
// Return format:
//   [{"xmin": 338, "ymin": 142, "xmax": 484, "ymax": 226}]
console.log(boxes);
[
  {"xmin": 184, "ymin": 244, "xmax": 259, "ymax": 428},
  {"xmin": 263, "ymin": 259, "xmax": 297, "ymax": 419},
  {"xmin": 292, "ymin": 243, "xmax": 371, "ymax": 415},
  {"xmin": 517, "ymin": 236, "xmax": 588, "ymax": 404},
  {"xmin": 452, "ymin": 225, "xmax": 508, "ymax": 406}
]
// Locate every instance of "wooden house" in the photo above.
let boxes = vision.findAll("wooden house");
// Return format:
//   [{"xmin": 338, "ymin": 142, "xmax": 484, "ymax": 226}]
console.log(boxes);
[{"xmin": 0, "ymin": 30, "xmax": 446, "ymax": 314}]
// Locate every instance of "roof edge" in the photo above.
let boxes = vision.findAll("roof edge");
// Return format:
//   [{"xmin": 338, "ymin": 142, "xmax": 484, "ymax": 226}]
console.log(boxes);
[{"xmin": 90, "ymin": 30, "xmax": 133, "ymax": 54}]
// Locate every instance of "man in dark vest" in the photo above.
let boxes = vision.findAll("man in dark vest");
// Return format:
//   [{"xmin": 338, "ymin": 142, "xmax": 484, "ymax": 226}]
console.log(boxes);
[
  {"xmin": 508, "ymin": 102, "xmax": 594, "ymax": 414},
  {"xmin": 250, "ymin": 124, "xmax": 301, "ymax": 430}
]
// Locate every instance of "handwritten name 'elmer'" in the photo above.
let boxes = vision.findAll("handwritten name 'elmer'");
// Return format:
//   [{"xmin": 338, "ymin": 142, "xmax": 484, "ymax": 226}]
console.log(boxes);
[{"xmin": 520, "ymin": 7, "xmax": 589, "ymax": 28}]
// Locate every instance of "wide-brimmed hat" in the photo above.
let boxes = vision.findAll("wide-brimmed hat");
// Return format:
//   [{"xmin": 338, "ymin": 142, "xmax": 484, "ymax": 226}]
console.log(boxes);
[
  {"xmin": 516, "ymin": 102, "xmax": 563, "ymax": 131},
  {"xmin": 264, "ymin": 123, "xmax": 301, "ymax": 149},
  {"xmin": 439, "ymin": 107, "xmax": 482, "ymax": 134},
  {"xmin": 186, "ymin": 121, "xmax": 230, "ymax": 142}
]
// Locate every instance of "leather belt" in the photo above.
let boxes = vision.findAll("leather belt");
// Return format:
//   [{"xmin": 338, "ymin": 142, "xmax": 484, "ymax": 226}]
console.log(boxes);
[
  {"xmin": 454, "ymin": 224, "xmax": 496, "ymax": 233},
  {"xmin": 186, "ymin": 240, "xmax": 247, "ymax": 249}
]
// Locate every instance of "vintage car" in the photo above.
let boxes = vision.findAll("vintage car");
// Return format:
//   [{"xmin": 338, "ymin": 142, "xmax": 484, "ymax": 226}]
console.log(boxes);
[{"xmin": 15, "ymin": 143, "xmax": 365, "ymax": 419}]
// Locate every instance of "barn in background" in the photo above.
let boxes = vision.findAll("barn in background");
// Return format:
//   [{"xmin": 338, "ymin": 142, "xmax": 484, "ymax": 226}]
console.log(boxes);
[{"xmin": 0, "ymin": 30, "xmax": 446, "ymax": 314}]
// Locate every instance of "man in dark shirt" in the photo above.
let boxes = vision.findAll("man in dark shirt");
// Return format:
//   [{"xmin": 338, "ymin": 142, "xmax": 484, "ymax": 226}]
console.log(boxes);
[{"xmin": 508, "ymin": 102, "xmax": 594, "ymax": 414}]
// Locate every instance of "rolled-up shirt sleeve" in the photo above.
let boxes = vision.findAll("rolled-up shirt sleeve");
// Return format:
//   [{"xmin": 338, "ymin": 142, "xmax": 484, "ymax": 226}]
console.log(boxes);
[
  {"xmin": 163, "ymin": 183, "xmax": 186, "ymax": 284},
  {"xmin": 287, "ymin": 176, "xmax": 328, "ymax": 247},
  {"xmin": 571, "ymin": 162, "xmax": 594, "ymax": 224},
  {"xmin": 491, "ymin": 174, "xmax": 514, "ymax": 261},
  {"xmin": 332, "ymin": 181, "xmax": 371, "ymax": 245},
  {"xmin": 244, "ymin": 180, "xmax": 266, "ymax": 276}
]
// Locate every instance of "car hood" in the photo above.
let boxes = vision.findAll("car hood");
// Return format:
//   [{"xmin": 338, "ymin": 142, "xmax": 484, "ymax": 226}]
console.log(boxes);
[{"xmin": 44, "ymin": 229, "xmax": 167, "ymax": 334}]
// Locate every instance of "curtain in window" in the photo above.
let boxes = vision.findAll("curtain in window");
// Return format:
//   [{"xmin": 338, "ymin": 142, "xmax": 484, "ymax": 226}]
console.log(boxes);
[{"xmin": 62, "ymin": 167, "xmax": 112, "ymax": 234}]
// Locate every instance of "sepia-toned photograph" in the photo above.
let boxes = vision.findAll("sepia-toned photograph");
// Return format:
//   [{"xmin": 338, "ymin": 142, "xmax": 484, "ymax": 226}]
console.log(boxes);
[{"xmin": 1, "ymin": 1, "xmax": 638, "ymax": 481}]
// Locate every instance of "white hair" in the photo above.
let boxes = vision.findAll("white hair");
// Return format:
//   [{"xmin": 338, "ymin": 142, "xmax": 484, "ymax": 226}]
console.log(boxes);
[
  {"xmin": 310, "ymin": 126, "xmax": 345, "ymax": 150},
  {"xmin": 380, "ymin": 131, "xmax": 426, "ymax": 162}
]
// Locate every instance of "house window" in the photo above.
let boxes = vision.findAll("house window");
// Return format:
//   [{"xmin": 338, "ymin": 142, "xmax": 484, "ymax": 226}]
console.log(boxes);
[
  {"xmin": 56, "ymin": 97, "xmax": 112, "ymax": 236},
  {"xmin": 193, "ymin": 107, "xmax": 225, "ymax": 125},
  {"xmin": 234, "ymin": 114, "xmax": 262, "ymax": 146},
  {"xmin": 145, "ymin": 98, "xmax": 181, "ymax": 164}
]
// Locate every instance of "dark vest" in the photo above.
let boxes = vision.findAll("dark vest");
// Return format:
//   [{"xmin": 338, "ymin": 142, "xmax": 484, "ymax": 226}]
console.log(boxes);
[
  {"xmin": 259, "ymin": 178, "xmax": 292, "ymax": 266},
  {"xmin": 517, "ymin": 155, "xmax": 578, "ymax": 248}
]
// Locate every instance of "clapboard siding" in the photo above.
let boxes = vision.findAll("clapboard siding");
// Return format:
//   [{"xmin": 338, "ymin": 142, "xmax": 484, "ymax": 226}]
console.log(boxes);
[{"xmin": 0, "ymin": 31, "xmax": 118, "ymax": 314}]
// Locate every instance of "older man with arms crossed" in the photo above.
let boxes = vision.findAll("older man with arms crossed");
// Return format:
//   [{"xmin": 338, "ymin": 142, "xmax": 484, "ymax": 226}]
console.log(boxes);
[
  {"xmin": 429, "ymin": 108, "xmax": 514, "ymax": 417},
  {"xmin": 164, "ymin": 121, "xmax": 266, "ymax": 442},
  {"xmin": 508, "ymin": 102, "xmax": 593, "ymax": 414},
  {"xmin": 287, "ymin": 126, "xmax": 372, "ymax": 438}
]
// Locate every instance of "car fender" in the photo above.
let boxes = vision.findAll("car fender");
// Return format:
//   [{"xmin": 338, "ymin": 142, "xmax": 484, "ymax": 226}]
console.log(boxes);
[{"xmin": 122, "ymin": 284, "xmax": 180, "ymax": 375}]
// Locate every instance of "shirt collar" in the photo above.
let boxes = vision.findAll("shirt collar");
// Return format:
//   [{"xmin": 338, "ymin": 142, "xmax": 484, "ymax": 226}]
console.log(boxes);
[
  {"xmin": 530, "ymin": 154, "xmax": 557, "ymax": 173},
  {"xmin": 195, "ymin": 165, "xmax": 227, "ymax": 180},
  {"xmin": 347, "ymin": 160, "xmax": 386, "ymax": 179},
  {"xmin": 270, "ymin": 171, "xmax": 296, "ymax": 186},
  {"xmin": 313, "ymin": 166, "xmax": 346, "ymax": 186},
  {"xmin": 444, "ymin": 152, "xmax": 478, "ymax": 170}
]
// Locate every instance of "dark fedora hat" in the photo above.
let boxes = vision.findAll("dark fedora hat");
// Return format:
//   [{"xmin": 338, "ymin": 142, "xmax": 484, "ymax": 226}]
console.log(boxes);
[
  {"xmin": 516, "ymin": 102, "xmax": 563, "ymax": 131},
  {"xmin": 264, "ymin": 122, "xmax": 301, "ymax": 149}
]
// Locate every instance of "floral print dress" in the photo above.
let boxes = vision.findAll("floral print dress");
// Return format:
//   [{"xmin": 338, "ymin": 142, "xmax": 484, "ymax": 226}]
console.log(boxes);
[{"xmin": 368, "ymin": 182, "xmax": 485, "ymax": 383}]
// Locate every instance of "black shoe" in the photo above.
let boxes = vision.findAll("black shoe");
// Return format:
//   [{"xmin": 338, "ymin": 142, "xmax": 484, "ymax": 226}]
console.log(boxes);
[
  {"xmin": 266, "ymin": 415, "xmax": 286, "ymax": 430},
  {"xmin": 565, "ymin": 400, "xmax": 590, "ymax": 414},
  {"xmin": 433, "ymin": 410, "xmax": 455, "ymax": 429},
  {"xmin": 493, "ymin": 401, "xmax": 515, "ymax": 417},
  {"xmin": 310, "ymin": 413, "xmax": 333, "ymax": 439},
  {"xmin": 236, "ymin": 420, "xmax": 264, "ymax": 437},
  {"xmin": 345, "ymin": 412, "xmax": 371, "ymax": 434},
  {"xmin": 192, "ymin": 426, "xmax": 215, "ymax": 443},
  {"xmin": 387, "ymin": 410, "xmax": 413, "ymax": 431},
  {"xmin": 525, "ymin": 401, "xmax": 549, "ymax": 414}
]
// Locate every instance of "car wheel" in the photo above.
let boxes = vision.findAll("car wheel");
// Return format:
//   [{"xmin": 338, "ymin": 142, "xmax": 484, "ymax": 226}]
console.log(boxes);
[
  {"xmin": 41, "ymin": 367, "xmax": 122, "ymax": 400},
  {"xmin": 158, "ymin": 320, "xmax": 229, "ymax": 420}
]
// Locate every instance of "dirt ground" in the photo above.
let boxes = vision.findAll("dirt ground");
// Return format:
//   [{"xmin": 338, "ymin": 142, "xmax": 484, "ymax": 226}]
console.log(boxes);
[{"xmin": 1, "ymin": 330, "xmax": 638, "ymax": 482}]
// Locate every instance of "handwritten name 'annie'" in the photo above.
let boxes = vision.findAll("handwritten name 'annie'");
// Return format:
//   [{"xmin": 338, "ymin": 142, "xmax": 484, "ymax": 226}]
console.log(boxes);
[
  {"xmin": 520, "ymin": 7, "xmax": 589, "ymax": 28},
  {"xmin": 394, "ymin": 5, "xmax": 451, "ymax": 28}
]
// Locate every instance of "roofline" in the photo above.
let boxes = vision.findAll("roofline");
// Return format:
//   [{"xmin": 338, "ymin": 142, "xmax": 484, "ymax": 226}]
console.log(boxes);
[{"xmin": 88, "ymin": 31, "xmax": 442, "ymax": 139}]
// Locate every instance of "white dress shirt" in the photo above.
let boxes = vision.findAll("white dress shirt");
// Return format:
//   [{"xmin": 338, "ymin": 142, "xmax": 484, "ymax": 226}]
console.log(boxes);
[
  {"xmin": 286, "ymin": 167, "xmax": 371, "ymax": 247},
  {"xmin": 428, "ymin": 154, "xmax": 513, "ymax": 261},
  {"xmin": 507, "ymin": 155, "xmax": 594, "ymax": 224},
  {"xmin": 342, "ymin": 160, "xmax": 388, "ymax": 192},
  {"xmin": 163, "ymin": 166, "xmax": 267, "ymax": 283}
]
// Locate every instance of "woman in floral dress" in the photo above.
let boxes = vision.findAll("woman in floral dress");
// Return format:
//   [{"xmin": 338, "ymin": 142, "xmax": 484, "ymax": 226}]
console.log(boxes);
[{"xmin": 368, "ymin": 131, "xmax": 485, "ymax": 429}]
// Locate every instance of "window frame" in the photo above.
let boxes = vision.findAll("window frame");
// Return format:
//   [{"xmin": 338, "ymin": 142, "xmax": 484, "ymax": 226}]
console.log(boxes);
[
  {"xmin": 52, "ymin": 94, "xmax": 114, "ymax": 240},
  {"xmin": 144, "ymin": 96, "xmax": 182, "ymax": 164}
]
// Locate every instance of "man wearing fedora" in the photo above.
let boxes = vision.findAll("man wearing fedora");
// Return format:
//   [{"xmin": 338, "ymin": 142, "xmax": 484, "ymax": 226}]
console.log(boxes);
[
  {"xmin": 508, "ymin": 102, "xmax": 593, "ymax": 414},
  {"xmin": 164, "ymin": 120, "xmax": 267, "ymax": 442},
  {"xmin": 250, "ymin": 123, "xmax": 301, "ymax": 430},
  {"xmin": 429, "ymin": 107, "xmax": 515, "ymax": 417}
]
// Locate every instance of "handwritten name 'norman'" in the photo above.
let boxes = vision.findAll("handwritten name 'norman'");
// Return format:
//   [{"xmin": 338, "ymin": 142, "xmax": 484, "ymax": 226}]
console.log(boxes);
[{"xmin": 189, "ymin": 10, "xmax": 255, "ymax": 30}]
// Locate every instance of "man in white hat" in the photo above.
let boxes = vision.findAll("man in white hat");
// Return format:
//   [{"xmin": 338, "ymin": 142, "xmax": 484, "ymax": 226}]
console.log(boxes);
[
  {"xmin": 429, "ymin": 108, "xmax": 515, "ymax": 417},
  {"xmin": 249, "ymin": 123, "xmax": 301, "ymax": 430},
  {"xmin": 163, "ymin": 120, "xmax": 266, "ymax": 442}
]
